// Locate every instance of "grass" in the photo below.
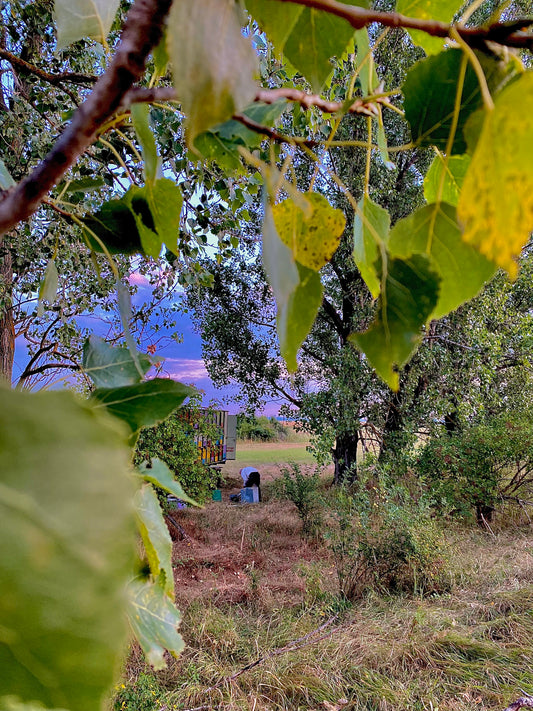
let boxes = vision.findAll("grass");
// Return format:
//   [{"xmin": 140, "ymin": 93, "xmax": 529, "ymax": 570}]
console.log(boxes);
[
  {"xmin": 235, "ymin": 444, "xmax": 316, "ymax": 466},
  {"xmin": 114, "ymin": 447, "xmax": 533, "ymax": 711}
]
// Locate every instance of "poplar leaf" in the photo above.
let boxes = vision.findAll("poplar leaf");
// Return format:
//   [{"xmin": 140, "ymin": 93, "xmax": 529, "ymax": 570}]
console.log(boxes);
[
  {"xmin": 353, "ymin": 196, "xmax": 390, "ymax": 298},
  {"xmin": 54, "ymin": 0, "xmax": 120, "ymax": 48},
  {"xmin": 82, "ymin": 336, "xmax": 154, "ymax": 389},
  {"xmin": 131, "ymin": 104, "xmax": 160, "ymax": 185},
  {"xmin": 423, "ymin": 154, "xmax": 470, "ymax": 207},
  {"xmin": 388, "ymin": 202, "xmax": 496, "ymax": 319},
  {"xmin": 458, "ymin": 72, "xmax": 533, "ymax": 279},
  {"xmin": 0, "ymin": 388, "xmax": 134, "ymax": 710},
  {"xmin": 135, "ymin": 485, "xmax": 173, "ymax": 596},
  {"xmin": 352, "ymin": 254, "xmax": 440, "ymax": 390},
  {"xmin": 272, "ymin": 192, "xmax": 345, "ymax": 271},
  {"xmin": 168, "ymin": 0, "xmax": 258, "ymax": 145},
  {"xmin": 403, "ymin": 49, "xmax": 520, "ymax": 154},
  {"xmin": 397, "ymin": 0, "xmax": 464, "ymax": 55},
  {"xmin": 355, "ymin": 28, "xmax": 378, "ymax": 96},
  {"xmin": 0, "ymin": 158, "xmax": 15, "ymax": 190},
  {"xmin": 37, "ymin": 259, "xmax": 58, "ymax": 316},
  {"xmin": 127, "ymin": 577, "xmax": 184, "ymax": 670},
  {"xmin": 137, "ymin": 459, "xmax": 198, "ymax": 507},
  {"xmin": 245, "ymin": 0, "xmax": 303, "ymax": 53}
]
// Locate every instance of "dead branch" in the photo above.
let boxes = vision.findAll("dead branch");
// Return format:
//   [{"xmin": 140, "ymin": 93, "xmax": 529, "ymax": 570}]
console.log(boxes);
[
  {"xmin": 0, "ymin": 0, "xmax": 173, "ymax": 239},
  {"xmin": 503, "ymin": 696, "xmax": 533, "ymax": 711},
  {"xmin": 0, "ymin": 48, "xmax": 97, "ymax": 85}
]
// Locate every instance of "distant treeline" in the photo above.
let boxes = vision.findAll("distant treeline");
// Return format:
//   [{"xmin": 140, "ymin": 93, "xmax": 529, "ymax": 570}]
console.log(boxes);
[{"xmin": 236, "ymin": 414, "xmax": 289, "ymax": 442}]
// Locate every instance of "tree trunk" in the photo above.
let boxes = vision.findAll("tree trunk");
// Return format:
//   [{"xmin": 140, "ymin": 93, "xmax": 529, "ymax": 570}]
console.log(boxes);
[
  {"xmin": 333, "ymin": 430, "xmax": 359, "ymax": 485},
  {"xmin": 0, "ymin": 249, "xmax": 14, "ymax": 384}
]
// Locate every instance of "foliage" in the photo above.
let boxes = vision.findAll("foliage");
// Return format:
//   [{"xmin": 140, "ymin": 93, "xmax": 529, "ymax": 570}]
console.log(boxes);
[
  {"xmin": 417, "ymin": 414, "xmax": 533, "ymax": 523},
  {"xmin": 134, "ymin": 406, "xmax": 220, "ymax": 503},
  {"xmin": 237, "ymin": 413, "xmax": 288, "ymax": 442},
  {"xmin": 277, "ymin": 463, "xmax": 324, "ymax": 538},
  {"xmin": 113, "ymin": 672, "xmax": 166, "ymax": 711},
  {"xmin": 325, "ymin": 469, "xmax": 451, "ymax": 600}
]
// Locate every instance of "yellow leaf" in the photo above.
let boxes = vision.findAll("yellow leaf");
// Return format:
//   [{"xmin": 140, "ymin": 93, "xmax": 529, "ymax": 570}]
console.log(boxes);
[
  {"xmin": 458, "ymin": 72, "xmax": 533, "ymax": 279},
  {"xmin": 272, "ymin": 192, "xmax": 345, "ymax": 271}
]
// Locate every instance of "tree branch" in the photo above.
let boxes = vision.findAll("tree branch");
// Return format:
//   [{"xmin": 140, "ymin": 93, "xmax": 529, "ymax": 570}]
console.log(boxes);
[
  {"xmin": 279, "ymin": 0, "xmax": 533, "ymax": 50},
  {"xmin": 0, "ymin": 0, "xmax": 173, "ymax": 239},
  {"xmin": 0, "ymin": 48, "xmax": 97, "ymax": 86},
  {"xmin": 503, "ymin": 696, "xmax": 533, "ymax": 711}
]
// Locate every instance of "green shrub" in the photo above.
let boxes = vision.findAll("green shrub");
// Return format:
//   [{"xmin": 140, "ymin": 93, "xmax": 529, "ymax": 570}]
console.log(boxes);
[
  {"xmin": 237, "ymin": 414, "xmax": 288, "ymax": 442},
  {"xmin": 325, "ymin": 468, "xmax": 451, "ymax": 600},
  {"xmin": 134, "ymin": 404, "xmax": 220, "ymax": 503},
  {"xmin": 416, "ymin": 414, "xmax": 533, "ymax": 523},
  {"xmin": 278, "ymin": 462, "xmax": 323, "ymax": 537}
]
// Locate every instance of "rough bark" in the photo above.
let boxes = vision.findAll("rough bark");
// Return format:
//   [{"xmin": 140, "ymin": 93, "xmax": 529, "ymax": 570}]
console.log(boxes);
[
  {"xmin": 0, "ymin": 249, "xmax": 14, "ymax": 383},
  {"xmin": 333, "ymin": 429, "xmax": 359, "ymax": 485}
]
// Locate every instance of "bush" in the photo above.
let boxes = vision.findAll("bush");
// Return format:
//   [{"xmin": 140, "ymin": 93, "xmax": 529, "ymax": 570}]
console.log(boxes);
[
  {"xmin": 416, "ymin": 414, "xmax": 533, "ymax": 523},
  {"xmin": 134, "ymin": 405, "xmax": 220, "ymax": 503},
  {"xmin": 278, "ymin": 462, "xmax": 323, "ymax": 537},
  {"xmin": 113, "ymin": 672, "xmax": 164, "ymax": 711},
  {"xmin": 237, "ymin": 414, "xmax": 288, "ymax": 442},
  {"xmin": 325, "ymin": 467, "xmax": 451, "ymax": 600}
]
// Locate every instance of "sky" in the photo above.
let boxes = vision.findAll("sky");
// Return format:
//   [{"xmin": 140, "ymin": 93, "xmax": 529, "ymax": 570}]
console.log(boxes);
[{"xmin": 14, "ymin": 269, "xmax": 283, "ymax": 417}]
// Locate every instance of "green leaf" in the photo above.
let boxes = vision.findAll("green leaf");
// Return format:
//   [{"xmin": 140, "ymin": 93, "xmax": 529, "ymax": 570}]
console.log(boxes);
[
  {"xmin": 82, "ymin": 199, "xmax": 144, "ymax": 255},
  {"xmin": 63, "ymin": 177, "xmax": 105, "ymax": 195},
  {"xmin": 194, "ymin": 101, "xmax": 287, "ymax": 170},
  {"xmin": 355, "ymin": 28, "xmax": 378, "ymax": 96},
  {"xmin": 352, "ymin": 254, "xmax": 441, "ymax": 390},
  {"xmin": 0, "ymin": 699, "xmax": 67, "ymax": 711},
  {"xmin": 127, "ymin": 577, "xmax": 184, "ymax": 670},
  {"xmin": 388, "ymin": 202, "xmax": 497, "ymax": 320},
  {"xmin": 131, "ymin": 104, "xmax": 160, "ymax": 185},
  {"xmin": 403, "ymin": 49, "xmax": 520, "ymax": 154},
  {"xmin": 91, "ymin": 378, "xmax": 196, "ymax": 434},
  {"xmin": 152, "ymin": 34, "xmax": 169, "ymax": 79},
  {"xmin": 458, "ymin": 71, "xmax": 533, "ymax": 280},
  {"xmin": 168, "ymin": 0, "xmax": 258, "ymax": 145},
  {"xmin": 278, "ymin": 262, "xmax": 323, "ymax": 372},
  {"xmin": 135, "ymin": 485, "xmax": 173, "ymax": 595},
  {"xmin": 117, "ymin": 281, "xmax": 145, "ymax": 381},
  {"xmin": 245, "ymin": 0, "xmax": 303, "ymax": 54},
  {"xmin": 0, "ymin": 388, "xmax": 134, "ymax": 711},
  {"xmin": 137, "ymin": 459, "xmax": 198, "ymax": 507},
  {"xmin": 54, "ymin": 0, "xmax": 120, "ymax": 48},
  {"xmin": 283, "ymin": 0, "xmax": 368, "ymax": 92},
  {"xmin": 0, "ymin": 159, "xmax": 15, "ymax": 190},
  {"xmin": 272, "ymin": 192, "xmax": 345, "ymax": 271},
  {"xmin": 37, "ymin": 259, "xmax": 58, "ymax": 317},
  {"xmin": 423, "ymin": 154, "xmax": 470, "ymax": 207},
  {"xmin": 397, "ymin": 0, "xmax": 464, "ymax": 55},
  {"xmin": 82, "ymin": 335, "xmax": 154, "ymax": 389},
  {"xmin": 144, "ymin": 179, "xmax": 183, "ymax": 257},
  {"xmin": 353, "ymin": 196, "xmax": 390, "ymax": 298}
]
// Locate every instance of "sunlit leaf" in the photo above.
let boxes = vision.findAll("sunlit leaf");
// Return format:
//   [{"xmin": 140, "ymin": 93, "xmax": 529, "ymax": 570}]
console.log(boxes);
[
  {"xmin": 278, "ymin": 262, "xmax": 323, "ymax": 373},
  {"xmin": 82, "ymin": 335, "xmax": 154, "ymax": 389},
  {"xmin": 272, "ymin": 192, "xmax": 345, "ymax": 272},
  {"xmin": 135, "ymin": 485, "xmax": 173, "ymax": 595},
  {"xmin": 403, "ymin": 49, "xmax": 520, "ymax": 154},
  {"xmin": 388, "ymin": 202, "xmax": 496, "ymax": 319},
  {"xmin": 355, "ymin": 28, "xmax": 378, "ymax": 96},
  {"xmin": 352, "ymin": 254, "xmax": 440, "ymax": 390},
  {"xmin": 0, "ymin": 159, "xmax": 15, "ymax": 190},
  {"xmin": 152, "ymin": 34, "xmax": 169, "ymax": 80},
  {"xmin": 54, "ymin": 0, "xmax": 120, "ymax": 48},
  {"xmin": 245, "ymin": 0, "xmax": 303, "ymax": 54},
  {"xmin": 423, "ymin": 154, "xmax": 470, "ymax": 207},
  {"xmin": 63, "ymin": 177, "xmax": 105, "ymax": 195},
  {"xmin": 168, "ymin": 0, "xmax": 258, "ymax": 145},
  {"xmin": 127, "ymin": 577, "xmax": 184, "ymax": 670},
  {"xmin": 91, "ymin": 378, "xmax": 196, "ymax": 434},
  {"xmin": 0, "ymin": 388, "xmax": 134, "ymax": 711},
  {"xmin": 397, "ymin": 0, "xmax": 464, "ymax": 55},
  {"xmin": 37, "ymin": 259, "xmax": 58, "ymax": 316},
  {"xmin": 131, "ymin": 104, "xmax": 160, "ymax": 185},
  {"xmin": 353, "ymin": 196, "xmax": 389, "ymax": 298},
  {"xmin": 137, "ymin": 459, "xmax": 198, "ymax": 507},
  {"xmin": 458, "ymin": 72, "xmax": 533, "ymax": 279}
]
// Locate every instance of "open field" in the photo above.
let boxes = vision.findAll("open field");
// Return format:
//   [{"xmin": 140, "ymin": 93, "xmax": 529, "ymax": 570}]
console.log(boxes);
[{"xmin": 116, "ymin": 447, "xmax": 533, "ymax": 711}]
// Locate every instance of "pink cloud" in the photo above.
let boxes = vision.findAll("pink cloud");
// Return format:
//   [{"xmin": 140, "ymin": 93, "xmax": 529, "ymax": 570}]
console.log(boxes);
[
  {"xmin": 128, "ymin": 272, "xmax": 150, "ymax": 287},
  {"xmin": 164, "ymin": 358, "xmax": 209, "ymax": 381}
]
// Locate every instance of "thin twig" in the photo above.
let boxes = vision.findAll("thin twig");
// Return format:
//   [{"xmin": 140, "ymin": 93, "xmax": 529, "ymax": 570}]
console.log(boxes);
[
  {"xmin": 503, "ymin": 696, "xmax": 533, "ymax": 711},
  {"xmin": 0, "ymin": 48, "xmax": 98, "ymax": 85}
]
